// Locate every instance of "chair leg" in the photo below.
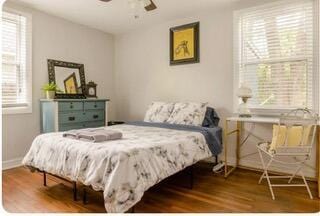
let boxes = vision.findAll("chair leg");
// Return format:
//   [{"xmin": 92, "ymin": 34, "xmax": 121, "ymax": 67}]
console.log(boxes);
[
  {"xmin": 300, "ymin": 170, "xmax": 313, "ymax": 199},
  {"xmin": 259, "ymin": 171, "xmax": 266, "ymax": 184},
  {"xmin": 288, "ymin": 165, "xmax": 302, "ymax": 183},
  {"xmin": 258, "ymin": 149, "xmax": 269, "ymax": 184},
  {"xmin": 264, "ymin": 169, "xmax": 275, "ymax": 200},
  {"xmin": 258, "ymin": 149, "xmax": 275, "ymax": 200}
]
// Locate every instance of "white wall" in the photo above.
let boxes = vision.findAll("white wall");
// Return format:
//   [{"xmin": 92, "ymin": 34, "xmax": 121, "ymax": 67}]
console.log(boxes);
[
  {"xmin": 114, "ymin": 0, "xmax": 317, "ymax": 177},
  {"xmin": 2, "ymin": 1, "xmax": 116, "ymax": 168}
]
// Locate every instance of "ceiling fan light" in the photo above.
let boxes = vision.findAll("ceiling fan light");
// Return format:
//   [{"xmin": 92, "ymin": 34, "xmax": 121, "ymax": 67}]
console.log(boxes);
[{"xmin": 128, "ymin": 0, "xmax": 142, "ymax": 18}]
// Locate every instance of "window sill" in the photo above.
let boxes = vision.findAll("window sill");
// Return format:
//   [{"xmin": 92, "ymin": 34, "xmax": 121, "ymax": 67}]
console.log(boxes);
[{"xmin": 2, "ymin": 106, "xmax": 32, "ymax": 115}]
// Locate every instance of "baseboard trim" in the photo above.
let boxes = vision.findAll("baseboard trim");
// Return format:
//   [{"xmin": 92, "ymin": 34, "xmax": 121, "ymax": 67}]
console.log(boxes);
[{"xmin": 2, "ymin": 158, "xmax": 23, "ymax": 170}]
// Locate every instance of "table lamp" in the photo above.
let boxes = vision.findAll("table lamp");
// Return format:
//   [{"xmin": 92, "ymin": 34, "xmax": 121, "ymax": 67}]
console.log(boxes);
[{"xmin": 237, "ymin": 83, "xmax": 252, "ymax": 117}]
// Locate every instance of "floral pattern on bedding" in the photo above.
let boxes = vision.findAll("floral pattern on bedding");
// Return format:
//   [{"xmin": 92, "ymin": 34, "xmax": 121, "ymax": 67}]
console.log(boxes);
[
  {"xmin": 144, "ymin": 102, "xmax": 175, "ymax": 123},
  {"xmin": 167, "ymin": 102, "xmax": 208, "ymax": 126},
  {"xmin": 22, "ymin": 124, "xmax": 212, "ymax": 213}
]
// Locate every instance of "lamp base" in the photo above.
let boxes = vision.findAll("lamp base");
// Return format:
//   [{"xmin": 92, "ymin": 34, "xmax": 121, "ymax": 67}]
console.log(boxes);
[{"xmin": 238, "ymin": 99, "xmax": 251, "ymax": 118}]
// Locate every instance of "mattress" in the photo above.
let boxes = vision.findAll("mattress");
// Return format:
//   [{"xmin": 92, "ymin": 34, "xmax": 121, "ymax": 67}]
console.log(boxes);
[{"xmin": 22, "ymin": 123, "xmax": 218, "ymax": 213}]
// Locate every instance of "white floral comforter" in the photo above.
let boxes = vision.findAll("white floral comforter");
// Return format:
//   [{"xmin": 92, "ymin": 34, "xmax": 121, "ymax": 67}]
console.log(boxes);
[{"xmin": 22, "ymin": 124, "xmax": 212, "ymax": 213}]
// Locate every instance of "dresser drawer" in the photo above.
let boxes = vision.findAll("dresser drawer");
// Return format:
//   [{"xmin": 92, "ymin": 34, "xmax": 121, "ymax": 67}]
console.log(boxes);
[
  {"xmin": 59, "ymin": 112, "xmax": 86, "ymax": 124},
  {"xmin": 84, "ymin": 101, "xmax": 105, "ymax": 110},
  {"xmin": 59, "ymin": 102, "xmax": 83, "ymax": 112},
  {"xmin": 85, "ymin": 110, "xmax": 105, "ymax": 122}
]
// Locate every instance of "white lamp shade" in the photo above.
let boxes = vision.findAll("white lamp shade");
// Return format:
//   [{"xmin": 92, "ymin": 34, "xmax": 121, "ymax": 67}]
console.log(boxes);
[{"xmin": 237, "ymin": 83, "xmax": 252, "ymax": 98}]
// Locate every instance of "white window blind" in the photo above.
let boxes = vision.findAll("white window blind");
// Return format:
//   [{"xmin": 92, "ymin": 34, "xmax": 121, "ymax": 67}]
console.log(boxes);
[
  {"xmin": 235, "ymin": 0, "xmax": 315, "ymax": 111},
  {"xmin": 2, "ymin": 10, "xmax": 31, "ymax": 111}
]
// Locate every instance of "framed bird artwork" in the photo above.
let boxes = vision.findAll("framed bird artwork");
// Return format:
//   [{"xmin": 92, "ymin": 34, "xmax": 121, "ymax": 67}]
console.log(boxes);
[{"xmin": 170, "ymin": 22, "xmax": 200, "ymax": 65}]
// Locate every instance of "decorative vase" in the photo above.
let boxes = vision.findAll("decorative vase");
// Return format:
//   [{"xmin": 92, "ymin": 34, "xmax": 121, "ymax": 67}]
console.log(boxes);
[{"xmin": 46, "ymin": 91, "xmax": 55, "ymax": 99}]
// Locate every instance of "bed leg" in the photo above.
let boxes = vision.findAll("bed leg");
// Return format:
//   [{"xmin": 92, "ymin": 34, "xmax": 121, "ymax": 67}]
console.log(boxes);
[
  {"xmin": 83, "ymin": 187, "xmax": 87, "ymax": 204},
  {"xmin": 127, "ymin": 206, "xmax": 134, "ymax": 213},
  {"xmin": 43, "ymin": 171, "xmax": 47, "ymax": 186},
  {"xmin": 73, "ymin": 182, "xmax": 77, "ymax": 201},
  {"xmin": 189, "ymin": 165, "xmax": 193, "ymax": 189},
  {"xmin": 215, "ymin": 155, "xmax": 218, "ymax": 165}
]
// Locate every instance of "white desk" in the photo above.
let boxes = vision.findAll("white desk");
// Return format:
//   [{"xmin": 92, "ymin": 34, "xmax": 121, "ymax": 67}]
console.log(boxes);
[{"xmin": 224, "ymin": 116, "xmax": 320, "ymax": 198}]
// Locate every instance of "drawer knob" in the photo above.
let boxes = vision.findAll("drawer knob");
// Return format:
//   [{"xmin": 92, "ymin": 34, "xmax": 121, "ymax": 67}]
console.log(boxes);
[
  {"xmin": 69, "ymin": 117, "xmax": 75, "ymax": 121},
  {"xmin": 70, "ymin": 105, "xmax": 74, "ymax": 109},
  {"xmin": 94, "ymin": 104, "xmax": 97, "ymax": 108},
  {"xmin": 93, "ymin": 115, "xmax": 99, "ymax": 119}
]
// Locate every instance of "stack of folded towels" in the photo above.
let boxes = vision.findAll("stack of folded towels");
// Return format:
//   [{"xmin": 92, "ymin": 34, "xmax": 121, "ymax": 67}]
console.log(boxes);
[{"xmin": 63, "ymin": 128, "xmax": 123, "ymax": 143}]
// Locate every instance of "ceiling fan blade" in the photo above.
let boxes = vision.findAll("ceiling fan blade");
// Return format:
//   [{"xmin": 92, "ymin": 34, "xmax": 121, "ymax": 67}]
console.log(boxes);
[
  {"xmin": 99, "ymin": 0, "xmax": 112, "ymax": 2},
  {"xmin": 145, "ymin": 0, "xmax": 157, "ymax": 11}
]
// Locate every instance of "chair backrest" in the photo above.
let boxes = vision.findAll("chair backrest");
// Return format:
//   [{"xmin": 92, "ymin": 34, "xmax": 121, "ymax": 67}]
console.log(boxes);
[{"xmin": 271, "ymin": 108, "xmax": 318, "ymax": 156}]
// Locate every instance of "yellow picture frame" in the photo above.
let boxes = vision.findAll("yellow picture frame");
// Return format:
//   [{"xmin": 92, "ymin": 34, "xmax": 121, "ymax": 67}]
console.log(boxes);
[{"xmin": 170, "ymin": 22, "xmax": 199, "ymax": 65}]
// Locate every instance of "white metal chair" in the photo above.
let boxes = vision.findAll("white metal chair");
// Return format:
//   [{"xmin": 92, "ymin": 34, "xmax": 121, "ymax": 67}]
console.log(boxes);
[{"xmin": 257, "ymin": 108, "xmax": 318, "ymax": 200}]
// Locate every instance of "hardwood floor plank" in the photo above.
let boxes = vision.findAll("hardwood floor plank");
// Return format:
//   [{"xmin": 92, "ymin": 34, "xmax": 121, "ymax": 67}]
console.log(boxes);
[{"xmin": 2, "ymin": 163, "xmax": 319, "ymax": 213}]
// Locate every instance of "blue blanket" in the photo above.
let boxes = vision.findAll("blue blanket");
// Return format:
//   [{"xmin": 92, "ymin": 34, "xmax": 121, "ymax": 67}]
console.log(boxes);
[{"xmin": 126, "ymin": 121, "xmax": 222, "ymax": 156}]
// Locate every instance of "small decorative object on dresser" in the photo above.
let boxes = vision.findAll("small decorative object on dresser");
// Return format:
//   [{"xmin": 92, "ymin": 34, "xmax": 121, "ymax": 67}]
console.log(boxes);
[
  {"xmin": 86, "ymin": 81, "xmax": 97, "ymax": 98},
  {"xmin": 42, "ymin": 82, "xmax": 59, "ymax": 99}
]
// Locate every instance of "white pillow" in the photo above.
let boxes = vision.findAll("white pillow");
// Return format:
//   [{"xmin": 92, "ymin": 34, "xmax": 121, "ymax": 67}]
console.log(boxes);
[
  {"xmin": 167, "ymin": 102, "xmax": 208, "ymax": 126},
  {"xmin": 144, "ymin": 102, "xmax": 175, "ymax": 123}
]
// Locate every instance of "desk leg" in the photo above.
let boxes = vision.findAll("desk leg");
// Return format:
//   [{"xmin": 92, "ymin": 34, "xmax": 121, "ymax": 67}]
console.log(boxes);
[
  {"xmin": 236, "ymin": 121, "xmax": 241, "ymax": 167},
  {"xmin": 224, "ymin": 120, "xmax": 228, "ymax": 176},
  {"xmin": 317, "ymin": 126, "xmax": 320, "ymax": 198},
  {"xmin": 224, "ymin": 120, "xmax": 240, "ymax": 178}
]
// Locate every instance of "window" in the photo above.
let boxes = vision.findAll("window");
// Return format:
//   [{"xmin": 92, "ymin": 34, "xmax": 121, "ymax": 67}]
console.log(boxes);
[
  {"xmin": 1, "ymin": 9, "xmax": 32, "ymax": 114},
  {"xmin": 234, "ymin": 0, "xmax": 317, "ymax": 113}
]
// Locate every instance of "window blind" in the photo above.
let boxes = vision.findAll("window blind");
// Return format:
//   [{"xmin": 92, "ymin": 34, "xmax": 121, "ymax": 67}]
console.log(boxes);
[
  {"xmin": 2, "ymin": 10, "xmax": 30, "ymax": 108},
  {"xmin": 235, "ymin": 0, "xmax": 315, "ymax": 111}
]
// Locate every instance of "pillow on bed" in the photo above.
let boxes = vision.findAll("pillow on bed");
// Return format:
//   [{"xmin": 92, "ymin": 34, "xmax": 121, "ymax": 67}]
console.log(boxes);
[
  {"xmin": 144, "ymin": 102, "xmax": 175, "ymax": 123},
  {"xmin": 202, "ymin": 107, "xmax": 220, "ymax": 128},
  {"xmin": 167, "ymin": 102, "xmax": 208, "ymax": 126}
]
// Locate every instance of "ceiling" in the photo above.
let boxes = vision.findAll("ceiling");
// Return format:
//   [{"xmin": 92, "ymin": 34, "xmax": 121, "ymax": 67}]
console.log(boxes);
[{"xmin": 8, "ymin": 0, "xmax": 239, "ymax": 34}]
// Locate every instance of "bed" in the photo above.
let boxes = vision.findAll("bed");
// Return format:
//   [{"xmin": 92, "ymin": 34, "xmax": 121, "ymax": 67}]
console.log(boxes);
[{"xmin": 22, "ymin": 103, "xmax": 222, "ymax": 213}]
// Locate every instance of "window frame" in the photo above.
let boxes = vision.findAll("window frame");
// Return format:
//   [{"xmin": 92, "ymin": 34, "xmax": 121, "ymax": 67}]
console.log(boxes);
[
  {"xmin": 1, "ymin": 7, "xmax": 32, "ymax": 115},
  {"xmin": 233, "ymin": 0, "xmax": 319, "ymax": 116}
]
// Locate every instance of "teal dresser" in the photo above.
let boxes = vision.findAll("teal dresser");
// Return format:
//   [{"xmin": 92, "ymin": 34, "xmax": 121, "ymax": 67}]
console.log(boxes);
[{"xmin": 40, "ymin": 99, "xmax": 109, "ymax": 133}]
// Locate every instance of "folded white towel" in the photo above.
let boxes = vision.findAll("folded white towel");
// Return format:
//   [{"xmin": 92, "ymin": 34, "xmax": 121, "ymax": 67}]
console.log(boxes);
[
  {"xmin": 63, "ymin": 128, "xmax": 123, "ymax": 142},
  {"xmin": 78, "ymin": 130, "xmax": 123, "ymax": 142}
]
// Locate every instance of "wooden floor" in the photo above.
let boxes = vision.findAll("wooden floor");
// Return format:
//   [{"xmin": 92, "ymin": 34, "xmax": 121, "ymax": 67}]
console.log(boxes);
[{"xmin": 2, "ymin": 164, "xmax": 320, "ymax": 213}]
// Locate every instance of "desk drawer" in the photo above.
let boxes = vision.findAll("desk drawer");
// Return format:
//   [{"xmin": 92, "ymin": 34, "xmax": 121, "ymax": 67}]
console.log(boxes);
[
  {"xmin": 84, "ymin": 101, "xmax": 105, "ymax": 110},
  {"xmin": 59, "ymin": 112, "xmax": 86, "ymax": 124},
  {"xmin": 59, "ymin": 102, "xmax": 83, "ymax": 112},
  {"xmin": 85, "ymin": 110, "xmax": 105, "ymax": 122}
]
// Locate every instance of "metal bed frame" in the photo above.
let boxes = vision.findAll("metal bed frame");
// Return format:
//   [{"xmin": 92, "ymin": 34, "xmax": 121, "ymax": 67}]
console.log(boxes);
[{"xmin": 37, "ymin": 156, "xmax": 218, "ymax": 212}]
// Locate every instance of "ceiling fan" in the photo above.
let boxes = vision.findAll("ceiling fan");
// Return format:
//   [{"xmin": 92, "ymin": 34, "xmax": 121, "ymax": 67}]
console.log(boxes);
[{"xmin": 99, "ymin": 0, "xmax": 157, "ymax": 18}]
